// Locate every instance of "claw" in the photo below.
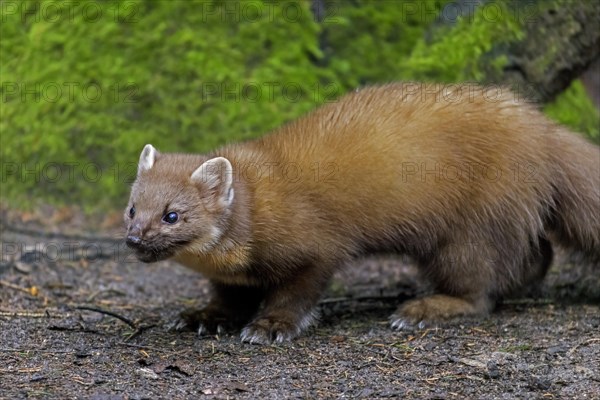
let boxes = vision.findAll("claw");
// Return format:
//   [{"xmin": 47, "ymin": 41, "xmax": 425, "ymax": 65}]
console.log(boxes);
[
  {"xmin": 167, "ymin": 318, "xmax": 189, "ymax": 332},
  {"xmin": 275, "ymin": 332, "xmax": 285, "ymax": 343},
  {"xmin": 197, "ymin": 324, "xmax": 208, "ymax": 337},
  {"xmin": 240, "ymin": 327, "xmax": 268, "ymax": 345},
  {"xmin": 390, "ymin": 316, "xmax": 430, "ymax": 331},
  {"xmin": 239, "ymin": 314, "xmax": 308, "ymax": 345},
  {"xmin": 390, "ymin": 317, "xmax": 412, "ymax": 331}
]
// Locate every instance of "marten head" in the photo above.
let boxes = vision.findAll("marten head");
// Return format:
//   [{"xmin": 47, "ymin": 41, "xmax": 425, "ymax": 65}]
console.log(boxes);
[{"xmin": 124, "ymin": 144, "xmax": 235, "ymax": 263}]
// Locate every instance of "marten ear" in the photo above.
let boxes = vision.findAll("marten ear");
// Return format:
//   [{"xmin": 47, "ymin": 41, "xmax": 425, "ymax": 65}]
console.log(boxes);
[
  {"xmin": 138, "ymin": 144, "xmax": 158, "ymax": 175},
  {"xmin": 190, "ymin": 157, "xmax": 234, "ymax": 207}
]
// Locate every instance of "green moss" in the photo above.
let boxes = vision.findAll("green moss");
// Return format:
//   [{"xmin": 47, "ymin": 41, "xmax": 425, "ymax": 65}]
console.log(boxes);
[
  {"xmin": 401, "ymin": 1, "xmax": 524, "ymax": 82},
  {"xmin": 2, "ymin": 0, "xmax": 452, "ymax": 212},
  {"xmin": 544, "ymin": 80, "xmax": 600, "ymax": 143},
  {"xmin": 324, "ymin": 0, "xmax": 450, "ymax": 87},
  {"xmin": 1, "ymin": 0, "xmax": 335, "ymax": 211}
]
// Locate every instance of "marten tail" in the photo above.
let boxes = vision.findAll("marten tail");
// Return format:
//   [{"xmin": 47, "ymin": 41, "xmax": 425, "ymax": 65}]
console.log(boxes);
[{"xmin": 548, "ymin": 129, "xmax": 600, "ymax": 264}]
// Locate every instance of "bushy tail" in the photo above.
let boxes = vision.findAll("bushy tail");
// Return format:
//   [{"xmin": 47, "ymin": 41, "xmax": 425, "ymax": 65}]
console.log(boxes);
[{"xmin": 549, "ymin": 129, "xmax": 600, "ymax": 264}]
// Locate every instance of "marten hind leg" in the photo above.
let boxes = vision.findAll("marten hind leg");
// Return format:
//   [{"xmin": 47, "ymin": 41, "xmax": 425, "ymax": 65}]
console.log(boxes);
[
  {"xmin": 523, "ymin": 237, "xmax": 553, "ymax": 287},
  {"xmin": 390, "ymin": 238, "xmax": 501, "ymax": 330}
]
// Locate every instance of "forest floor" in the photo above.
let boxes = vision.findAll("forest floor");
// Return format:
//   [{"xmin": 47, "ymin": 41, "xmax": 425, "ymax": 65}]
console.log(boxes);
[{"xmin": 1, "ymin": 206, "xmax": 599, "ymax": 399}]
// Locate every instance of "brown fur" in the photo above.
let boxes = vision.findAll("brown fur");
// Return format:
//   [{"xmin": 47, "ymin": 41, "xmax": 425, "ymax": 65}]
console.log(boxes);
[{"xmin": 124, "ymin": 83, "xmax": 600, "ymax": 344}]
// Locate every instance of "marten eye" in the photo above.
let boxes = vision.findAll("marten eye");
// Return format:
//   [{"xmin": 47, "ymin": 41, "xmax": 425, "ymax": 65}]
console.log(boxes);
[
  {"xmin": 128, "ymin": 206, "xmax": 135, "ymax": 218},
  {"xmin": 163, "ymin": 211, "xmax": 179, "ymax": 224}
]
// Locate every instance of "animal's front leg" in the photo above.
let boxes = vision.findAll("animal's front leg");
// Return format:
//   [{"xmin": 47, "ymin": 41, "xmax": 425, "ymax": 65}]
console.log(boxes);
[
  {"xmin": 174, "ymin": 283, "xmax": 264, "ymax": 336},
  {"xmin": 241, "ymin": 265, "xmax": 332, "ymax": 344}
]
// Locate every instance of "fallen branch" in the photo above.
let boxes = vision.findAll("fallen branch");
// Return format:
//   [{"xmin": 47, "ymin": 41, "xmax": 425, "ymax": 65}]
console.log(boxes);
[
  {"xmin": 567, "ymin": 337, "xmax": 600, "ymax": 356},
  {"xmin": 0, "ymin": 280, "xmax": 39, "ymax": 296},
  {"xmin": 0, "ymin": 309, "xmax": 51, "ymax": 318},
  {"xmin": 319, "ymin": 294, "xmax": 409, "ymax": 305},
  {"xmin": 124, "ymin": 323, "xmax": 157, "ymax": 342},
  {"xmin": 75, "ymin": 305, "xmax": 136, "ymax": 329}
]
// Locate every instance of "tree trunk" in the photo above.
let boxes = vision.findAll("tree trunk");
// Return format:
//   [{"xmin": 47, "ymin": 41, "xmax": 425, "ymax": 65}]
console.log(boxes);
[{"xmin": 492, "ymin": 0, "xmax": 600, "ymax": 103}]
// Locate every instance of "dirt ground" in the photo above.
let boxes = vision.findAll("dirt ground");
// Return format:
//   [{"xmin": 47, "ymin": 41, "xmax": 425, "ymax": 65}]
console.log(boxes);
[{"xmin": 1, "ymin": 208, "xmax": 599, "ymax": 399}]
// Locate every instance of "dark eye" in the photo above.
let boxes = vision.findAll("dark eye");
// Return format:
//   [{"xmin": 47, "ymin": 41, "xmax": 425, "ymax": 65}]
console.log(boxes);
[
  {"xmin": 128, "ymin": 206, "xmax": 135, "ymax": 218},
  {"xmin": 163, "ymin": 211, "xmax": 178, "ymax": 224}
]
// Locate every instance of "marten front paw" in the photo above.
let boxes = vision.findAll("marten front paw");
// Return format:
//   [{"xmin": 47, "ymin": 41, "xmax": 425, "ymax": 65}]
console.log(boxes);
[
  {"xmin": 240, "ymin": 311, "xmax": 316, "ymax": 344},
  {"xmin": 389, "ymin": 294, "xmax": 489, "ymax": 331},
  {"xmin": 167, "ymin": 308, "xmax": 199, "ymax": 332},
  {"xmin": 240, "ymin": 318, "xmax": 299, "ymax": 344},
  {"xmin": 168, "ymin": 307, "xmax": 241, "ymax": 337}
]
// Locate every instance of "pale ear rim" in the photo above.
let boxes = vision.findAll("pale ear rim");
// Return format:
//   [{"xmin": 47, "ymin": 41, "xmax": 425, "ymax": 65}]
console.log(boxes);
[
  {"xmin": 138, "ymin": 144, "xmax": 158, "ymax": 173},
  {"xmin": 190, "ymin": 157, "xmax": 232, "ymax": 184},
  {"xmin": 190, "ymin": 157, "xmax": 234, "ymax": 206}
]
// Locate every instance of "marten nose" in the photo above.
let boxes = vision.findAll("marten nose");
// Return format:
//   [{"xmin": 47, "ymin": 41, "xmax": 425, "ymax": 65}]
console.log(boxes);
[
  {"xmin": 126, "ymin": 235, "xmax": 142, "ymax": 248},
  {"xmin": 127, "ymin": 221, "xmax": 145, "ymax": 248}
]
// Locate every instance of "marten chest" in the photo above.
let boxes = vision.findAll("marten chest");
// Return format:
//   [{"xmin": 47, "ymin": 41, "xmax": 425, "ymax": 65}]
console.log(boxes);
[{"xmin": 172, "ymin": 244, "xmax": 258, "ymax": 286}]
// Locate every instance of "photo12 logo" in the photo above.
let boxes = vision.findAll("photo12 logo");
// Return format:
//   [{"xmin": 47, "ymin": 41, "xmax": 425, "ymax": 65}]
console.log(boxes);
[
  {"xmin": 198, "ymin": 1, "xmax": 340, "ymax": 23},
  {"xmin": 1, "ymin": 1, "xmax": 140, "ymax": 24},
  {"xmin": 200, "ymin": 82, "xmax": 340, "ymax": 104},
  {"xmin": 2, "ymin": 241, "xmax": 134, "ymax": 265},
  {"xmin": 405, "ymin": 0, "xmax": 540, "ymax": 24},
  {"xmin": 1, "ymin": 82, "xmax": 140, "ymax": 104},
  {"xmin": 1, "ymin": 162, "xmax": 138, "ymax": 185}
]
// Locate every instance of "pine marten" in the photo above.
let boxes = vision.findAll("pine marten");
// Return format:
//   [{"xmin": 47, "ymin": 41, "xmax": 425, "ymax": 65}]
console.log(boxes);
[{"xmin": 124, "ymin": 83, "xmax": 600, "ymax": 344}]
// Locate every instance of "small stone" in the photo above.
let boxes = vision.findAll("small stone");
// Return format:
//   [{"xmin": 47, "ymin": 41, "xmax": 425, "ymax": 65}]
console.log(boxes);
[
  {"xmin": 136, "ymin": 367, "xmax": 159, "ymax": 380},
  {"xmin": 531, "ymin": 377, "xmax": 551, "ymax": 390},
  {"xmin": 75, "ymin": 350, "xmax": 92, "ymax": 358},
  {"xmin": 486, "ymin": 360, "xmax": 500, "ymax": 379},
  {"xmin": 424, "ymin": 341, "xmax": 437, "ymax": 351},
  {"xmin": 546, "ymin": 345, "xmax": 568, "ymax": 355},
  {"xmin": 30, "ymin": 374, "xmax": 46, "ymax": 382},
  {"xmin": 13, "ymin": 261, "xmax": 32, "ymax": 274}
]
